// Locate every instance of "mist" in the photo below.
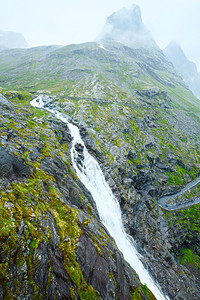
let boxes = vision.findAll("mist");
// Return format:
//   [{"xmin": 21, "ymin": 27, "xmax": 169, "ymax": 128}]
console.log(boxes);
[
  {"xmin": 0, "ymin": 0, "xmax": 200, "ymax": 70},
  {"xmin": 97, "ymin": 4, "xmax": 158, "ymax": 51}
]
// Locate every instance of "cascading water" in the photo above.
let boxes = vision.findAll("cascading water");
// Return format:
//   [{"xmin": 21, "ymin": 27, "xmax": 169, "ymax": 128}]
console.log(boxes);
[{"xmin": 30, "ymin": 96, "xmax": 168, "ymax": 300}]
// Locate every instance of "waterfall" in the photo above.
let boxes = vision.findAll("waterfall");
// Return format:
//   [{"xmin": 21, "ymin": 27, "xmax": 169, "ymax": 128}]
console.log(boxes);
[{"xmin": 30, "ymin": 96, "xmax": 168, "ymax": 300}]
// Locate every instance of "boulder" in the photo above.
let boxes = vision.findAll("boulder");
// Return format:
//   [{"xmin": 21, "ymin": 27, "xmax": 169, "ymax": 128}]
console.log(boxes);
[{"xmin": 0, "ymin": 146, "xmax": 30, "ymax": 178}]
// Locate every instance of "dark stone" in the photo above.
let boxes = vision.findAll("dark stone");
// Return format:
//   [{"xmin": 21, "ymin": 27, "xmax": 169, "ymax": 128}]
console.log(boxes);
[
  {"xmin": 136, "ymin": 164, "xmax": 143, "ymax": 170},
  {"xmin": 0, "ymin": 146, "xmax": 30, "ymax": 178},
  {"xmin": 76, "ymin": 225, "xmax": 141, "ymax": 300},
  {"xmin": 176, "ymin": 159, "xmax": 185, "ymax": 168},
  {"xmin": 74, "ymin": 143, "xmax": 84, "ymax": 153},
  {"xmin": 79, "ymin": 127, "xmax": 87, "ymax": 137},
  {"xmin": 33, "ymin": 243, "xmax": 49, "ymax": 298},
  {"xmin": 29, "ymin": 150, "xmax": 40, "ymax": 161},
  {"xmin": 55, "ymin": 129, "xmax": 72, "ymax": 143},
  {"xmin": 40, "ymin": 156, "xmax": 66, "ymax": 183},
  {"xmin": 127, "ymin": 150, "xmax": 137, "ymax": 161},
  {"xmin": 147, "ymin": 152, "xmax": 155, "ymax": 163},
  {"xmin": 132, "ymin": 170, "xmax": 152, "ymax": 190},
  {"xmin": 49, "ymin": 119, "xmax": 72, "ymax": 143},
  {"xmin": 49, "ymin": 246, "xmax": 73, "ymax": 299}
]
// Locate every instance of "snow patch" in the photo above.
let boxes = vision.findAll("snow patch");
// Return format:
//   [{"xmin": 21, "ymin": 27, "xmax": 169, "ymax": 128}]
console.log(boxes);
[{"xmin": 99, "ymin": 43, "xmax": 107, "ymax": 50}]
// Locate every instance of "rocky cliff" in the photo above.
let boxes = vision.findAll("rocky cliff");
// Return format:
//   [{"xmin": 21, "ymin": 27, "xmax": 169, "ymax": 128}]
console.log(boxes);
[
  {"xmin": 164, "ymin": 41, "xmax": 200, "ymax": 99},
  {"xmin": 0, "ymin": 4, "xmax": 200, "ymax": 300},
  {"xmin": 98, "ymin": 4, "xmax": 157, "ymax": 49},
  {"xmin": 0, "ymin": 90, "xmax": 154, "ymax": 299}
]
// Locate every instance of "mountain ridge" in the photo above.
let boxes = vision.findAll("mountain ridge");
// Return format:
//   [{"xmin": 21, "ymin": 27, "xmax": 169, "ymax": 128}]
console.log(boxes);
[
  {"xmin": 0, "ymin": 4, "xmax": 200, "ymax": 299},
  {"xmin": 98, "ymin": 5, "xmax": 157, "ymax": 49},
  {"xmin": 164, "ymin": 41, "xmax": 200, "ymax": 99}
]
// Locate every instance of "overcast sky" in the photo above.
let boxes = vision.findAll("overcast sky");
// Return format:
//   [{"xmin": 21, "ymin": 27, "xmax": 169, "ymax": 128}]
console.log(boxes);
[{"xmin": 0, "ymin": 0, "xmax": 200, "ymax": 70}]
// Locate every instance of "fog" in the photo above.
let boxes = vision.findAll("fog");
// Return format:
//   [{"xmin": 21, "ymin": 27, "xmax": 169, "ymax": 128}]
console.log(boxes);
[{"xmin": 0, "ymin": 0, "xmax": 200, "ymax": 70}]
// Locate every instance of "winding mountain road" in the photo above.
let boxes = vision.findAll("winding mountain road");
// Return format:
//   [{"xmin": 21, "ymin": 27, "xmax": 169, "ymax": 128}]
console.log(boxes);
[{"xmin": 158, "ymin": 176, "xmax": 200, "ymax": 211}]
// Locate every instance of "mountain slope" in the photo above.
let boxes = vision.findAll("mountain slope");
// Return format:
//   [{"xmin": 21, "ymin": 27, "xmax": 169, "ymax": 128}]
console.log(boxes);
[
  {"xmin": 0, "ymin": 39, "xmax": 199, "ymax": 299},
  {"xmin": 164, "ymin": 41, "xmax": 200, "ymax": 99},
  {"xmin": 0, "ymin": 89, "xmax": 154, "ymax": 299},
  {"xmin": 0, "ymin": 5, "xmax": 200, "ymax": 300}
]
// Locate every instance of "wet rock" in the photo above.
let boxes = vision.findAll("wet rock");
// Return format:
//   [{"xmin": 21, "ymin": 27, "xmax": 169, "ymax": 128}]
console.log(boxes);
[
  {"xmin": 74, "ymin": 144, "xmax": 84, "ymax": 170},
  {"xmin": 74, "ymin": 143, "xmax": 84, "ymax": 153},
  {"xmin": 52, "ymin": 121, "xmax": 72, "ymax": 143},
  {"xmin": 0, "ymin": 146, "xmax": 30, "ymax": 178},
  {"xmin": 79, "ymin": 127, "xmax": 87, "ymax": 137},
  {"xmin": 76, "ymin": 215, "xmax": 143, "ymax": 300}
]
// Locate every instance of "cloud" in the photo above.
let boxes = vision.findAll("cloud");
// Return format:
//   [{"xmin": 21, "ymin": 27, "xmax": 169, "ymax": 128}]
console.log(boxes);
[{"xmin": 0, "ymin": 0, "xmax": 200, "ymax": 70}]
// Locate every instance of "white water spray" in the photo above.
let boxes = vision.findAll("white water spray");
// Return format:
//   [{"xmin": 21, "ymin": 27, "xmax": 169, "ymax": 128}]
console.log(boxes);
[{"xmin": 30, "ymin": 96, "xmax": 168, "ymax": 300}]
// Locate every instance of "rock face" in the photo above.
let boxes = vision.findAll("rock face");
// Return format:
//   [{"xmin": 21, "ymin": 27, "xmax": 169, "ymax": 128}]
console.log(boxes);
[
  {"xmin": 0, "ymin": 94, "xmax": 12, "ymax": 108},
  {"xmin": 98, "ymin": 4, "xmax": 157, "ymax": 48},
  {"xmin": 164, "ymin": 41, "xmax": 200, "ymax": 99},
  {"xmin": 0, "ymin": 5, "xmax": 200, "ymax": 299},
  {"xmin": 0, "ymin": 90, "xmax": 152, "ymax": 299},
  {"xmin": 0, "ymin": 146, "xmax": 30, "ymax": 178},
  {"xmin": 0, "ymin": 30, "xmax": 28, "ymax": 49}
]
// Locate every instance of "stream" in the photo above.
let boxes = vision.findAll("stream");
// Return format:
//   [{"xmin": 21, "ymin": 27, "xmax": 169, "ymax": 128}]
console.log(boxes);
[{"xmin": 30, "ymin": 95, "xmax": 168, "ymax": 300}]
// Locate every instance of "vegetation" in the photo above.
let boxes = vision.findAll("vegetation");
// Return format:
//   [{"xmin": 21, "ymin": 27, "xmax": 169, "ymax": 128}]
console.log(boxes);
[
  {"xmin": 180, "ymin": 248, "xmax": 200, "ymax": 270},
  {"xmin": 0, "ymin": 90, "xmax": 100, "ymax": 298},
  {"xmin": 1, "ymin": 39, "xmax": 200, "ymax": 298}
]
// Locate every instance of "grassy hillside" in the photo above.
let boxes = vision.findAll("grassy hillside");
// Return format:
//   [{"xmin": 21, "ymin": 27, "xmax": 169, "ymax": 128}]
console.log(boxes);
[{"xmin": 0, "ymin": 41, "xmax": 200, "ymax": 299}]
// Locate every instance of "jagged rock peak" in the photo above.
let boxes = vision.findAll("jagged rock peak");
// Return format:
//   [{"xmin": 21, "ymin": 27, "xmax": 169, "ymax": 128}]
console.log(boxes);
[
  {"xmin": 98, "ymin": 4, "xmax": 157, "ymax": 48},
  {"xmin": 107, "ymin": 4, "xmax": 142, "ymax": 31},
  {"xmin": 0, "ymin": 30, "xmax": 28, "ymax": 49},
  {"xmin": 164, "ymin": 41, "xmax": 200, "ymax": 99},
  {"xmin": 164, "ymin": 41, "xmax": 184, "ymax": 54},
  {"xmin": 164, "ymin": 41, "xmax": 197, "ymax": 74}
]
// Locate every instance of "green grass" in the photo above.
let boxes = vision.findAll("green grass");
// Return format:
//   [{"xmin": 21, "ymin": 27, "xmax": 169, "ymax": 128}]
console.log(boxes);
[
  {"xmin": 180, "ymin": 248, "xmax": 200, "ymax": 270},
  {"xmin": 0, "ymin": 90, "xmax": 101, "ymax": 298}
]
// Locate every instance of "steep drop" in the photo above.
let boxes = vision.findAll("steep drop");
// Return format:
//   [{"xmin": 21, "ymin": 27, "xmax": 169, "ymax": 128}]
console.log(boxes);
[{"xmin": 30, "ymin": 95, "xmax": 168, "ymax": 300}]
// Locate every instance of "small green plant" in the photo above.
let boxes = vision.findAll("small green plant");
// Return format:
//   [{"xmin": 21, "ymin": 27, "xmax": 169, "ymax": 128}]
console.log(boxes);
[{"xmin": 180, "ymin": 248, "xmax": 200, "ymax": 270}]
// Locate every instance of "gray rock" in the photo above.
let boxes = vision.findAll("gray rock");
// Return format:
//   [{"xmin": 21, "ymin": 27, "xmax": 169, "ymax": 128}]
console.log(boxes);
[
  {"xmin": 0, "ymin": 146, "xmax": 30, "ymax": 178},
  {"xmin": 0, "ymin": 94, "xmax": 12, "ymax": 108},
  {"xmin": 127, "ymin": 150, "xmax": 137, "ymax": 161},
  {"xmin": 99, "ymin": 4, "xmax": 157, "ymax": 49}
]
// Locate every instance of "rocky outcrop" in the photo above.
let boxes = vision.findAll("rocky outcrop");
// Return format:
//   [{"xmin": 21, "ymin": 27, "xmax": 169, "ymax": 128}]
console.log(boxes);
[
  {"xmin": 0, "ymin": 94, "xmax": 13, "ymax": 108},
  {"xmin": 0, "ymin": 146, "xmax": 30, "ymax": 178},
  {"xmin": 72, "ymin": 88, "xmax": 200, "ymax": 299},
  {"xmin": 98, "ymin": 4, "xmax": 157, "ymax": 49},
  {"xmin": 0, "ymin": 7, "xmax": 200, "ymax": 298},
  {"xmin": 0, "ymin": 90, "xmax": 151, "ymax": 299}
]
